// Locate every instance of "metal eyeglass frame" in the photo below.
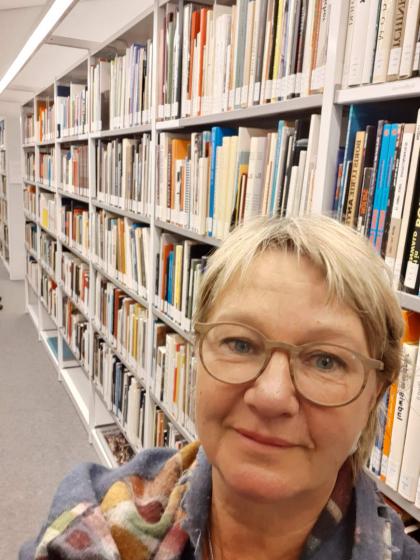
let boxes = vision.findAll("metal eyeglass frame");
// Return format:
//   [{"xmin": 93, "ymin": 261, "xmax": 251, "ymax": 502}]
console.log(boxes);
[{"xmin": 195, "ymin": 321, "xmax": 385, "ymax": 408}]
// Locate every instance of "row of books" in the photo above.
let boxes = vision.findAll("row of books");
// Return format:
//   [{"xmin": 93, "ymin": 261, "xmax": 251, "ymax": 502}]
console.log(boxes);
[
  {"xmin": 335, "ymin": 107, "xmax": 420, "ymax": 295},
  {"xmin": 56, "ymin": 84, "xmax": 88, "ymax": 138},
  {"xmin": 91, "ymin": 210, "xmax": 150, "ymax": 299},
  {"xmin": 25, "ymin": 153, "xmax": 35, "ymax": 182},
  {"xmin": 94, "ymin": 272, "xmax": 148, "ymax": 371},
  {"xmin": 61, "ymin": 201, "xmax": 89, "ymax": 256},
  {"xmin": 61, "ymin": 145, "xmax": 88, "ymax": 195},
  {"xmin": 39, "ymin": 192, "xmax": 56, "ymax": 233},
  {"xmin": 92, "ymin": 334, "xmax": 147, "ymax": 449},
  {"xmin": 159, "ymin": 0, "xmax": 330, "ymax": 120},
  {"xmin": 63, "ymin": 297, "xmax": 89, "ymax": 367},
  {"xmin": 155, "ymin": 233, "xmax": 209, "ymax": 332},
  {"xmin": 153, "ymin": 407, "xmax": 189, "ymax": 449},
  {"xmin": 40, "ymin": 231, "xmax": 57, "ymax": 276},
  {"xmin": 90, "ymin": 41, "xmax": 153, "ymax": 132},
  {"xmin": 0, "ymin": 151, "xmax": 5, "ymax": 172},
  {"xmin": 0, "ymin": 120, "xmax": 4, "ymax": 146},
  {"xmin": 39, "ymin": 151, "xmax": 55, "ymax": 186},
  {"xmin": 25, "ymin": 223, "xmax": 37, "ymax": 253},
  {"xmin": 23, "ymin": 113, "xmax": 35, "ymax": 144},
  {"xmin": 96, "ymin": 135, "xmax": 152, "ymax": 215},
  {"xmin": 157, "ymin": 115, "xmax": 320, "ymax": 239},
  {"xmin": 62, "ymin": 252, "xmax": 90, "ymax": 315},
  {"xmin": 369, "ymin": 311, "xmax": 420, "ymax": 509},
  {"xmin": 23, "ymin": 185, "xmax": 36, "ymax": 217},
  {"xmin": 40, "ymin": 271, "xmax": 58, "ymax": 321},
  {"xmin": 152, "ymin": 321, "xmax": 197, "ymax": 437},
  {"xmin": 342, "ymin": 0, "xmax": 420, "ymax": 88},
  {"xmin": 37, "ymin": 100, "xmax": 55, "ymax": 142},
  {"xmin": 26, "ymin": 255, "xmax": 38, "ymax": 291}
]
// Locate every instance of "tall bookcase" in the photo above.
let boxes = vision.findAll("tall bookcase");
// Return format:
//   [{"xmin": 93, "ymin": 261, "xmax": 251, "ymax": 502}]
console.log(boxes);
[
  {"xmin": 18, "ymin": 0, "xmax": 420, "ymax": 515},
  {"xmin": 0, "ymin": 113, "xmax": 25, "ymax": 279}
]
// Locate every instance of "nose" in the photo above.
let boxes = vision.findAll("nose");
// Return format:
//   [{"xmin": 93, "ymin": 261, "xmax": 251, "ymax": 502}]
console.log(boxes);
[{"xmin": 243, "ymin": 349, "xmax": 300, "ymax": 417}]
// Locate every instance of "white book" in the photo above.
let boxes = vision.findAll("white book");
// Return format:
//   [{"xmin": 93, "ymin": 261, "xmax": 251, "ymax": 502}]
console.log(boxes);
[
  {"xmin": 286, "ymin": 166, "xmax": 299, "ymax": 216},
  {"xmin": 384, "ymin": 124, "xmax": 416, "ymax": 272},
  {"xmin": 363, "ymin": 3, "xmax": 380, "ymax": 82},
  {"xmin": 372, "ymin": 0, "xmax": 397, "ymax": 83},
  {"xmin": 244, "ymin": 136, "xmax": 268, "ymax": 221},
  {"xmin": 393, "ymin": 109, "xmax": 420, "ymax": 289},
  {"xmin": 348, "ymin": 0, "xmax": 372, "ymax": 86},
  {"xmin": 398, "ymin": 346, "xmax": 420, "ymax": 501},
  {"xmin": 241, "ymin": 0, "xmax": 256, "ymax": 107},
  {"xmin": 299, "ymin": 114, "xmax": 320, "ymax": 214},
  {"xmin": 213, "ymin": 13, "xmax": 232, "ymax": 114},
  {"xmin": 386, "ymin": 342, "xmax": 419, "ymax": 491},
  {"xmin": 399, "ymin": 0, "xmax": 420, "ymax": 77},
  {"xmin": 221, "ymin": 136, "xmax": 239, "ymax": 239},
  {"xmin": 387, "ymin": 0, "xmax": 409, "ymax": 79},
  {"xmin": 342, "ymin": 0, "xmax": 356, "ymax": 88}
]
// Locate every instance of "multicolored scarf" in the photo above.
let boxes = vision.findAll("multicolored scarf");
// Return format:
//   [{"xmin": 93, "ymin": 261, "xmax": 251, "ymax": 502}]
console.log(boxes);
[{"xmin": 34, "ymin": 441, "xmax": 354, "ymax": 559}]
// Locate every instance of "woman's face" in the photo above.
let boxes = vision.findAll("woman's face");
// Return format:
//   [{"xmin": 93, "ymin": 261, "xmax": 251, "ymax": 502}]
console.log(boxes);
[{"xmin": 195, "ymin": 250, "xmax": 380, "ymax": 503}]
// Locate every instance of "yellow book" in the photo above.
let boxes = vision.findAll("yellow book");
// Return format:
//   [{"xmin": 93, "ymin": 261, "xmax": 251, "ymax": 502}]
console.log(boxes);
[{"xmin": 270, "ymin": 0, "xmax": 284, "ymax": 101}]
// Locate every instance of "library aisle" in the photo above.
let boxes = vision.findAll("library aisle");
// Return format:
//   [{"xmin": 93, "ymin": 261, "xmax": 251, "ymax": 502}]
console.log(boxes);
[{"xmin": 0, "ymin": 261, "xmax": 98, "ymax": 559}]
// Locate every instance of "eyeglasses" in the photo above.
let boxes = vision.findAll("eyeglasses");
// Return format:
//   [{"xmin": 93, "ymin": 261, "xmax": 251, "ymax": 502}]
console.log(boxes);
[{"xmin": 195, "ymin": 322, "xmax": 384, "ymax": 408}]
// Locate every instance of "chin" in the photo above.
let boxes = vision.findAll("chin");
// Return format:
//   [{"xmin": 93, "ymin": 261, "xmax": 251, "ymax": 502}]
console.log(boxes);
[{"xmin": 216, "ymin": 460, "xmax": 310, "ymax": 503}]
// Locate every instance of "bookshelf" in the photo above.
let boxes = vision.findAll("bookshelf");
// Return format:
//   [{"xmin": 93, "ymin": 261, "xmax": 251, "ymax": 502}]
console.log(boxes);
[
  {"xmin": 16, "ymin": 0, "xmax": 420, "ymax": 515},
  {"xmin": 0, "ymin": 115, "xmax": 25, "ymax": 279}
]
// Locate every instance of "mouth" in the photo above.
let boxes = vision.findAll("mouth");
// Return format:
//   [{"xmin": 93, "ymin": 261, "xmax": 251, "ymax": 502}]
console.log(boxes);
[{"xmin": 235, "ymin": 429, "xmax": 297, "ymax": 448}]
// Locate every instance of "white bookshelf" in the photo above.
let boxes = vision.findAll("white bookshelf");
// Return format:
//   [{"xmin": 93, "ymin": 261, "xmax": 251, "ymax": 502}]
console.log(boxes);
[
  {"xmin": 0, "ymin": 114, "xmax": 25, "ymax": 279},
  {"xmin": 13, "ymin": 0, "xmax": 420, "ymax": 518}
]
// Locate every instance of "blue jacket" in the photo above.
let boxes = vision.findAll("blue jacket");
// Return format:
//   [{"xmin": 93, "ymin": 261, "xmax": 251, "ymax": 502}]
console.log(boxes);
[{"xmin": 20, "ymin": 445, "xmax": 420, "ymax": 559}]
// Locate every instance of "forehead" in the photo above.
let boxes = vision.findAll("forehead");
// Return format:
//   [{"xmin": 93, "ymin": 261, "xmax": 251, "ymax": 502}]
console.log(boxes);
[{"xmin": 209, "ymin": 250, "xmax": 367, "ymax": 350}]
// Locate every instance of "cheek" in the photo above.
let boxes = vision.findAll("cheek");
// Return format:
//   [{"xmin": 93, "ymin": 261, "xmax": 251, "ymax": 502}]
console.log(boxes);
[
  {"xmin": 195, "ymin": 364, "xmax": 242, "ymax": 439},
  {"xmin": 306, "ymin": 392, "xmax": 374, "ymax": 463}
]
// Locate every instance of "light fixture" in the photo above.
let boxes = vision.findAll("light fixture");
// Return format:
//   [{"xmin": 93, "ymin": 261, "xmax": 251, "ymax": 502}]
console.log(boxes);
[{"xmin": 0, "ymin": 0, "xmax": 78, "ymax": 95}]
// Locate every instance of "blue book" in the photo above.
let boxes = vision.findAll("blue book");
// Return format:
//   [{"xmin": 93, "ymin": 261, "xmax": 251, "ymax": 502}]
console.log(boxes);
[
  {"xmin": 208, "ymin": 126, "xmax": 236, "ymax": 236},
  {"xmin": 375, "ymin": 123, "xmax": 399, "ymax": 253},
  {"xmin": 167, "ymin": 250, "xmax": 174, "ymax": 304},
  {"xmin": 369, "ymin": 124, "xmax": 392, "ymax": 250},
  {"xmin": 269, "ymin": 120, "xmax": 285, "ymax": 215}
]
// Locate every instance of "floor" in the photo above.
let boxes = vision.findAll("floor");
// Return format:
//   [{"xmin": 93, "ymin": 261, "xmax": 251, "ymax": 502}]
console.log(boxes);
[{"xmin": 0, "ymin": 261, "xmax": 99, "ymax": 559}]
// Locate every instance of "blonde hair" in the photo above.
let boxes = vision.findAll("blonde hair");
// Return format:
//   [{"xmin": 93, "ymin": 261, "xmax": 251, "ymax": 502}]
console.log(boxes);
[{"xmin": 194, "ymin": 215, "xmax": 404, "ymax": 475}]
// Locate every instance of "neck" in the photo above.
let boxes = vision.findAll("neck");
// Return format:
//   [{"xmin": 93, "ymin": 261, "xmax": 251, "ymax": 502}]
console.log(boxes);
[{"xmin": 208, "ymin": 468, "xmax": 336, "ymax": 560}]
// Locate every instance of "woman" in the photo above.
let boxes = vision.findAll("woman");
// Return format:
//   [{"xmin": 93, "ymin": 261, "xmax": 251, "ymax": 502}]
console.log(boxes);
[{"xmin": 21, "ymin": 215, "xmax": 420, "ymax": 559}]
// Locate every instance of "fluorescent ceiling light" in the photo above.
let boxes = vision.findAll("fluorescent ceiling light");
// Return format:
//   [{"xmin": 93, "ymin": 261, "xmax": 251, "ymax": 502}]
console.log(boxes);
[{"xmin": 0, "ymin": 0, "xmax": 78, "ymax": 95}]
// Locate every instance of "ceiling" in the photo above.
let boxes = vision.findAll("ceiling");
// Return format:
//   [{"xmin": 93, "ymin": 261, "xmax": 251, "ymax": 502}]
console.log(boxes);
[{"xmin": 0, "ymin": 0, "xmax": 154, "ymax": 106}]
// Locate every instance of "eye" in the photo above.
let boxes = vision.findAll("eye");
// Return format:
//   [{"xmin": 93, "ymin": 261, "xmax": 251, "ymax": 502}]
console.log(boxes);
[
  {"xmin": 222, "ymin": 338, "xmax": 255, "ymax": 355},
  {"xmin": 304, "ymin": 351, "xmax": 347, "ymax": 373}
]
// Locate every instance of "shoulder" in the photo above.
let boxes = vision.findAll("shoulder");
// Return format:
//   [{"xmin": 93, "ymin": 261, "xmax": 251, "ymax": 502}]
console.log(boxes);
[
  {"xmin": 354, "ymin": 472, "xmax": 420, "ymax": 559},
  {"xmin": 19, "ymin": 446, "xmax": 179, "ymax": 560}
]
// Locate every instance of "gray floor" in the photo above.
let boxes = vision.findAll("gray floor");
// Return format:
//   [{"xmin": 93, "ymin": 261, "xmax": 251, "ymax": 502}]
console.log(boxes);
[{"xmin": 0, "ymin": 261, "xmax": 99, "ymax": 559}]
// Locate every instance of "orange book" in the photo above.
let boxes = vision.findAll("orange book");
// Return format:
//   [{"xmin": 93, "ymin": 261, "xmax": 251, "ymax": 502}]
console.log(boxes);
[
  {"xmin": 188, "ymin": 11, "xmax": 200, "ymax": 101},
  {"xmin": 380, "ymin": 310, "xmax": 420, "ymax": 480},
  {"xmin": 197, "ymin": 8, "xmax": 208, "ymax": 113},
  {"xmin": 37, "ymin": 101, "xmax": 47, "ymax": 142},
  {"xmin": 171, "ymin": 138, "xmax": 190, "ymax": 210}
]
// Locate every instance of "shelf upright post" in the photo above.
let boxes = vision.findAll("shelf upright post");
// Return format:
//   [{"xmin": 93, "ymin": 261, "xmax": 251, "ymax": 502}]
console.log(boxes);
[
  {"xmin": 21, "ymin": 106, "xmax": 30, "ymax": 313},
  {"xmin": 143, "ymin": 0, "xmax": 165, "ymax": 450},
  {"xmin": 87, "ymin": 54, "xmax": 96, "ymax": 444},
  {"xmin": 35, "ymin": 99, "xmax": 43, "ymax": 340},
  {"xmin": 312, "ymin": 0, "xmax": 349, "ymax": 214},
  {"xmin": 55, "ymin": 81, "xmax": 64, "ymax": 378}
]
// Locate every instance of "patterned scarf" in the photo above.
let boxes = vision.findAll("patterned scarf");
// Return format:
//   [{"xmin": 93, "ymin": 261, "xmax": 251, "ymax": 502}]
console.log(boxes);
[{"xmin": 34, "ymin": 441, "xmax": 353, "ymax": 559}]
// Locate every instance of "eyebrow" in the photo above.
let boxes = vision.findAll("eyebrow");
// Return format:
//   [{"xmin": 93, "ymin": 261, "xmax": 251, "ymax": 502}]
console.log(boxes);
[{"xmin": 212, "ymin": 312, "xmax": 365, "ymax": 350}]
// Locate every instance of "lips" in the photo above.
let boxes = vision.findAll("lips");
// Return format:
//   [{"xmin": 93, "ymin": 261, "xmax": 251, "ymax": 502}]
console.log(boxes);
[{"xmin": 235, "ymin": 428, "xmax": 297, "ymax": 448}]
